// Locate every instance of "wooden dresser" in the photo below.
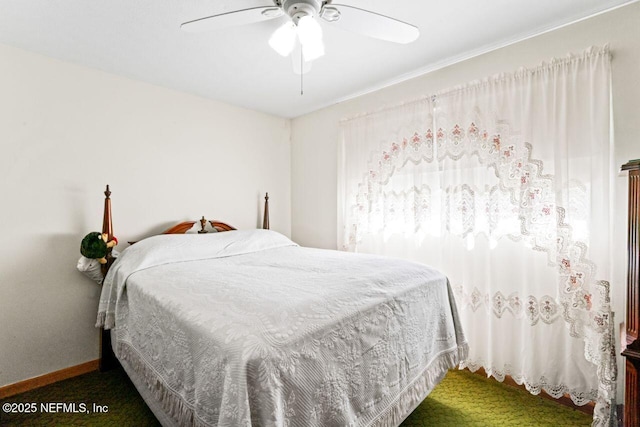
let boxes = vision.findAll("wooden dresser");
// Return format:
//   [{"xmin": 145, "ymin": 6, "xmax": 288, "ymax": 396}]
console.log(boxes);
[{"xmin": 622, "ymin": 159, "xmax": 640, "ymax": 426}]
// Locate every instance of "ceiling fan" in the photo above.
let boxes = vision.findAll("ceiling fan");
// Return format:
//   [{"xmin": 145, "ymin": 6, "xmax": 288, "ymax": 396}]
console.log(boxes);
[{"xmin": 181, "ymin": 0, "xmax": 420, "ymax": 74}]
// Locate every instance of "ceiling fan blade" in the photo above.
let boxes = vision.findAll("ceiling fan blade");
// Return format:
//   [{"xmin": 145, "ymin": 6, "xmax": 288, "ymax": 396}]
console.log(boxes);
[
  {"xmin": 181, "ymin": 6, "xmax": 283, "ymax": 33},
  {"xmin": 324, "ymin": 4, "xmax": 419, "ymax": 44}
]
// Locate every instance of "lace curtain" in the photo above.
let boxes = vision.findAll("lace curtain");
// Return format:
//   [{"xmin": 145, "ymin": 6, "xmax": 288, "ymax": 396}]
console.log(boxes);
[{"xmin": 338, "ymin": 46, "xmax": 616, "ymax": 426}]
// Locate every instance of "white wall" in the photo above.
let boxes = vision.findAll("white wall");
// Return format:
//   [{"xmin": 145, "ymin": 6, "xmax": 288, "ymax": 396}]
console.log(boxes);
[
  {"xmin": 0, "ymin": 43, "xmax": 291, "ymax": 388},
  {"xmin": 291, "ymin": 2, "xmax": 640, "ymax": 400}
]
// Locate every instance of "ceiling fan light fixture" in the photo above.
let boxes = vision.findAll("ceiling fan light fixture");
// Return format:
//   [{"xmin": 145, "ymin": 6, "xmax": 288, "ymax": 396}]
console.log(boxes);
[
  {"xmin": 269, "ymin": 14, "xmax": 325, "ymax": 61},
  {"xmin": 269, "ymin": 22, "xmax": 297, "ymax": 56},
  {"xmin": 296, "ymin": 15, "xmax": 322, "ymax": 46},
  {"xmin": 296, "ymin": 15, "xmax": 324, "ymax": 60}
]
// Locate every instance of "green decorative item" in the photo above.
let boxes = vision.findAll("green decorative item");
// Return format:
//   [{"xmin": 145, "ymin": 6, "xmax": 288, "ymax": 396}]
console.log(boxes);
[{"xmin": 80, "ymin": 232, "xmax": 118, "ymax": 264}]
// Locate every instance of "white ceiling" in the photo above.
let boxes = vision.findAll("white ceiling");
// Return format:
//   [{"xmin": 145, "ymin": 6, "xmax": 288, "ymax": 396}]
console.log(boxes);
[{"xmin": 0, "ymin": 0, "xmax": 634, "ymax": 118}]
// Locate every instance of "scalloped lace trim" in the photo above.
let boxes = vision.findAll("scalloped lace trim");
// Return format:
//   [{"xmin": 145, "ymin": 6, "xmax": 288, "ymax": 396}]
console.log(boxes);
[{"xmin": 460, "ymin": 359, "xmax": 616, "ymax": 426}]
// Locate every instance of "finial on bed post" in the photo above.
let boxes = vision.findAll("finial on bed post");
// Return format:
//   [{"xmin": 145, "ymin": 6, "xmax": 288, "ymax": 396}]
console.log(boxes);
[
  {"xmin": 101, "ymin": 185, "xmax": 114, "ymax": 277},
  {"xmin": 263, "ymin": 193, "xmax": 270, "ymax": 230},
  {"xmin": 102, "ymin": 185, "xmax": 113, "ymax": 242},
  {"xmin": 198, "ymin": 216, "xmax": 209, "ymax": 234}
]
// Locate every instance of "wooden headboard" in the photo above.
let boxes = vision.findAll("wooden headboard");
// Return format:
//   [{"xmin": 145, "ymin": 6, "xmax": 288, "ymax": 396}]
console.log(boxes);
[
  {"xmin": 161, "ymin": 218, "xmax": 237, "ymax": 235},
  {"xmin": 99, "ymin": 185, "xmax": 270, "ymax": 259},
  {"xmin": 97, "ymin": 185, "xmax": 271, "ymax": 371},
  {"xmin": 158, "ymin": 193, "xmax": 269, "ymax": 235}
]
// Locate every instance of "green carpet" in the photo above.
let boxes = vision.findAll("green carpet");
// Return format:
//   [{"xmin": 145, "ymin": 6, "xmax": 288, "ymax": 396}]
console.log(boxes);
[
  {"xmin": 0, "ymin": 368, "xmax": 591, "ymax": 426},
  {"xmin": 402, "ymin": 370, "xmax": 590, "ymax": 427}
]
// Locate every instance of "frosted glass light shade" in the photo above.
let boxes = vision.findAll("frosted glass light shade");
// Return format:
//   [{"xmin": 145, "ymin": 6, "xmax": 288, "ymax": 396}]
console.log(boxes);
[
  {"xmin": 296, "ymin": 16, "xmax": 322, "ymax": 45},
  {"xmin": 297, "ymin": 16, "xmax": 324, "ymax": 61},
  {"xmin": 269, "ymin": 22, "xmax": 297, "ymax": 56},
  {"xmin": 268, "ymin": 15, "xmax": 325, "ymax": 63}
]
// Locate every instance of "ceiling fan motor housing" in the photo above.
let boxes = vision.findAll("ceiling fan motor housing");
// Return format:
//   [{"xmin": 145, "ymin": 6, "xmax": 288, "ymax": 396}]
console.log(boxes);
[{"xmin": 282, "ymin": 0, "xmax": 322, "ymax": 23}]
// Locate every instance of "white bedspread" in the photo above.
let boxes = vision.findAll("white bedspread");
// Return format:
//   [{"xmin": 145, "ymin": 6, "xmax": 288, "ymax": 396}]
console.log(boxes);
[{"xmin": 97, "ymin": 230, "xmax": 467, "ymax": 427}]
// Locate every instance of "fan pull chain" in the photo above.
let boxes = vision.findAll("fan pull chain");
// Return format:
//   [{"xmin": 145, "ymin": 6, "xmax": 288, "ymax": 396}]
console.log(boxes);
[{"xmin": 300, "ymin": 50, "xmax": 304, "ymax": 95}]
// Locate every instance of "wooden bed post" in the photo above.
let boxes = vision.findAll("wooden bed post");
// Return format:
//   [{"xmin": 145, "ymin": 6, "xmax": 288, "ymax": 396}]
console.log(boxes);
[
  {"xmin": 100, "ymin": 185, "xmax": 114, "ymax": 277},
  {"xmin": 99, "ymin": 184, "xmax": 118, "ymax": 372},
  {"xmin": 263, "ymin": 193, "xmax": 270, "ymax": 230}
]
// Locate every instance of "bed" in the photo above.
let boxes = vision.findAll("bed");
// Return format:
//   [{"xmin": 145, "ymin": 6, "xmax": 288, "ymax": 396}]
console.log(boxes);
[{"xmin": 94, "ymin": 187, "xmax": 468, "ymax": 426}]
